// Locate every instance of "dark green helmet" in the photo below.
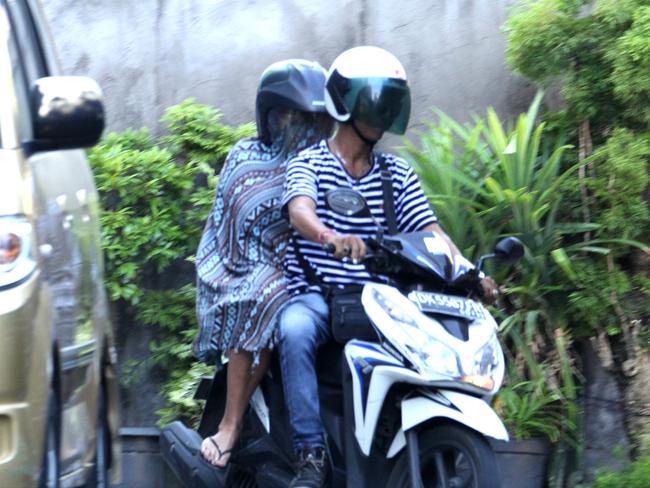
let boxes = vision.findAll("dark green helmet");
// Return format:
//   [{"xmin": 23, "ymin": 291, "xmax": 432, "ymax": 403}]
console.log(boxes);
[{"xmin": 256, "ymin": 60, "xmax": 328, "ymax": 145}]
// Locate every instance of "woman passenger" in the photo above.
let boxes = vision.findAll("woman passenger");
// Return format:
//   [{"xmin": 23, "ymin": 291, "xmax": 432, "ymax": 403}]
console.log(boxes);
[{"xmin": 194, "ymin": 59, "xmax": 332, "ymax": 467}]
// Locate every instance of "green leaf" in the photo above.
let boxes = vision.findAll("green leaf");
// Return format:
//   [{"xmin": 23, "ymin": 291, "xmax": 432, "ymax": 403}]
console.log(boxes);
[{"xmin": 551, "ymin": 248, "xmax": 577, "ymax": 281}]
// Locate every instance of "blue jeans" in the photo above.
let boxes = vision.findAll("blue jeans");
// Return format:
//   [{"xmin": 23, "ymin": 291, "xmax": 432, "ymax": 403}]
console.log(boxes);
[{"xmin": 278, "ymin": 292, "xmax": 331, "ymax": 451}]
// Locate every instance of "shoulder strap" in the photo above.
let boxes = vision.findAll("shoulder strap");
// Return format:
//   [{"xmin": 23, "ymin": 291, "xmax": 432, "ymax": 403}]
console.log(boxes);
[
  {"xmin": 292, "ymin": 235, "xmax": 330, "ymax": 296},
  {"xmin": 377, "ymin": 154, "xmax": 398, "ymax": 235}
]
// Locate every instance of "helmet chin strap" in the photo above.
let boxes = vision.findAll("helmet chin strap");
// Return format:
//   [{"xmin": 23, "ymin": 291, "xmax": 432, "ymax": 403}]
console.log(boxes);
[{"xmin": 350, "ymin": 121, "xmax": 379, "ymax": 149}]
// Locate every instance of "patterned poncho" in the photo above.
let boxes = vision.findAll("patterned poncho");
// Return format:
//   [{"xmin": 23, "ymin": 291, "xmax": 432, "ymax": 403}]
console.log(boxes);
[
  {"xmin": 194, "ymin": 106, "xmax": 332, "ymax": 365},
  {"xmin": 194, "ymin": 138, "xmax": 291, "ymax": 365}
]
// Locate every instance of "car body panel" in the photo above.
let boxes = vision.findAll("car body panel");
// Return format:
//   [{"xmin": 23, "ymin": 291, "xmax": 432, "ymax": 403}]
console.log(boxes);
[
  {"xmin": 0, "ymin": 272, "xmax": 50, "ymax": 486},
  {"xmin": 0, "ymin": 0, "xmax": 120, "ymax": 485}
]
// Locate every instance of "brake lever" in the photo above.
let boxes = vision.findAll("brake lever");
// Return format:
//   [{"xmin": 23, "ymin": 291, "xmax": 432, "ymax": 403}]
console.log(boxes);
[{"xmin": 324, "ymin": 246, "xmax": 380, "ymax": 269}]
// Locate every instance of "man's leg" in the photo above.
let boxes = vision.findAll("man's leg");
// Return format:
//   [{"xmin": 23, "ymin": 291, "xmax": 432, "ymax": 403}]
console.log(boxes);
[{"xmin": 279, "ymin": 292, "xmax": 330, "ymax": 487}]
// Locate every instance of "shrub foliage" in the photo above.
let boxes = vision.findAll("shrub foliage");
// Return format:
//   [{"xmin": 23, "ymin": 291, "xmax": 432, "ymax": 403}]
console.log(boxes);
[
  {"xmin": 505, "ymin": 3, "xmax": 650, "ymax": 460},
  {"xmin": 89, "ymin": 99, "xmax": 254, "ymax": 424}
]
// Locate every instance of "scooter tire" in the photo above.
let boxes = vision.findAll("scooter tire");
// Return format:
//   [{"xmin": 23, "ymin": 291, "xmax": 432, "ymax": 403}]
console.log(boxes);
[{"xmin": 387, "ymin": 423, "xmax": 501, "ymax": 488}]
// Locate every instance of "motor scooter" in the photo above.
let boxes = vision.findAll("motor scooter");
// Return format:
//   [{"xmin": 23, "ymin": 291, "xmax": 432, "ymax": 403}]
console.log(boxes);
[{"xmin": 160, "ymin": 188, "xmax": 524, "ymax": 488}]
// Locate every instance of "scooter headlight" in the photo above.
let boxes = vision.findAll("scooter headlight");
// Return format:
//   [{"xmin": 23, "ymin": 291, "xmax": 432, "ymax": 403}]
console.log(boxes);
[
  {"xmin": 415, "ymin": 337, "xmax": 461, "ymax": 378},
  {"xmin": 368, "ymin": 285, "xmax": 504, "ymax": 391},
  {"xmin": 370, "ymin": 287, "xmax": 462, "ymax": 379},
  {"xmin": 461, "ymin": 332, "xmax": 503, "ymax": 391}
]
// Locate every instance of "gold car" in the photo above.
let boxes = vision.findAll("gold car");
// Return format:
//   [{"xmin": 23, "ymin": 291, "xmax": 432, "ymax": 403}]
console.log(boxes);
[{"xmin": 0, "ymin": 0, "xmax": 120, "ymax": 486}]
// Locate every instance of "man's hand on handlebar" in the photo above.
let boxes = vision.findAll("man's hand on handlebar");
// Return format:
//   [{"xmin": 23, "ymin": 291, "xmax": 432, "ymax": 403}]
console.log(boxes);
[
  {"xmin": 480, "ymin": 276, "xmax": 499, "ymax": 305},
  {"xmin": 323, "ymin": 234, "xmax": 366, "ymax": 263}
]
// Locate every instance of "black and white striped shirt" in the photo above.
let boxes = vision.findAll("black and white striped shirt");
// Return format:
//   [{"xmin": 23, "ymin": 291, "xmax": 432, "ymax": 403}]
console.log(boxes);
[{"xmin": 282, "ymin": 140, "xmax": 437, "ymax": 296}]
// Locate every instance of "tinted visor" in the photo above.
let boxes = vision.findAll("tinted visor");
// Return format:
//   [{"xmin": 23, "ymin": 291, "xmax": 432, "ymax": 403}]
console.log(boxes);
[{"xmin": 344, "ymin": 77, "xmax": 411, "ymax": 135}]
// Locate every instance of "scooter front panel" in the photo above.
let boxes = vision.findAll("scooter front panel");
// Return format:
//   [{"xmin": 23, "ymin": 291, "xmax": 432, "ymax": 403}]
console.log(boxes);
[
  {"xmin": 344, "ymin": 340, "xmax": 425, "ymax": 455},
  {"xmin": 401, "ymin": 390, "xmax": 509, "ymax": 441}
]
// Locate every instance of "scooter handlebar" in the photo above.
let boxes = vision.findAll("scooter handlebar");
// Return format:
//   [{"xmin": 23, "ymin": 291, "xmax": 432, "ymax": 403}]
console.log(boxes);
[{"xmin": 322, "ymin": 239, "xmax": 375, "ymax": 260}]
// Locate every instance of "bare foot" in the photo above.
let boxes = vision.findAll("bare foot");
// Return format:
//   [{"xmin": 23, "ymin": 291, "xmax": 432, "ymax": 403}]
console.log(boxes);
[{"xmin": 200, "ymin": 428, "xmax": 239, "ymax": 468}]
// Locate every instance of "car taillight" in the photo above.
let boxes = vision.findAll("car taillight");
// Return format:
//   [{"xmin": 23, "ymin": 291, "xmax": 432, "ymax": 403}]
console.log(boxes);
[{"xmin": 0, "ymin": 217, "xmax": 36, "ymax": 287}]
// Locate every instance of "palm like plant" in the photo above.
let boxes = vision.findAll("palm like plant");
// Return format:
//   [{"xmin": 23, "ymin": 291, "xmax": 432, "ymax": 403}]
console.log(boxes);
[
  {"xmin": 404, "ymin": 89, "xmax": 650, "ymax": 487},
  {"xmin": 403, "ymin": 112, "xmax": 495, "ymax": 260}
]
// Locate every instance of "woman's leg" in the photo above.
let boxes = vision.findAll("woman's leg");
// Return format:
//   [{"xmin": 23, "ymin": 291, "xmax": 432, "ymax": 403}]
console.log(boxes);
[
  {"xmin": 245, "ymin": 348, "xmax": 271, "ymax": 401},
  {"xmin": 201, "ymin": 349, "xmax": 271, "ymax": 467}
]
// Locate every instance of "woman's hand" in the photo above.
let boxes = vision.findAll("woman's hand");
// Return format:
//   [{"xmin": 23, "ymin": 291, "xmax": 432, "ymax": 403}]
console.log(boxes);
[{"xmin": 324, "ymin": 234, "xmax": 366, "ymax": 263}]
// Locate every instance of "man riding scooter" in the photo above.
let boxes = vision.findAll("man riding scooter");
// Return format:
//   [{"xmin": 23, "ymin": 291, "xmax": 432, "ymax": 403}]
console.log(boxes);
[{"xmin": 278, "ymin": 45, "xmax": 498, "ymax": 488}]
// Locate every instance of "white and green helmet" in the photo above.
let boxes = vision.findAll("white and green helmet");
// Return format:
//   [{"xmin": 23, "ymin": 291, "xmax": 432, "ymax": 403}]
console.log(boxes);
[{"xmin": 324, "ymin": 46, "xmax": 411, "ymax": 135}]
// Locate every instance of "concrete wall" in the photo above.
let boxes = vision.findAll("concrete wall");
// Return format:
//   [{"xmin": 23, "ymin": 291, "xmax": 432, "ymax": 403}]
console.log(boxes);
[{"xmin": 42, "ymin": 0, "xmax": 534, "ymax": 138}]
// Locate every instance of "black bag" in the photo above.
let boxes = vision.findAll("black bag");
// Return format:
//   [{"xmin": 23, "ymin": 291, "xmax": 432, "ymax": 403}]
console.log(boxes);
[{"xmin": 328, "ymin": 285, "xmax": 377, "ymax": 343}]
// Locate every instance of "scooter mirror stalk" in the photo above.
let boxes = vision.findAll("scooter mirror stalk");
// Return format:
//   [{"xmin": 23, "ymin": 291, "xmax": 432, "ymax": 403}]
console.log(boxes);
[{"xmin": 476, "ymin": 253, "xmax": 495, "ymax": 273}]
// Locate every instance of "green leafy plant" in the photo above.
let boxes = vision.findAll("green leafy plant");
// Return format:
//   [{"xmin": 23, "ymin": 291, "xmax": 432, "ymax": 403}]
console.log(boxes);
[
  {"xmin": 157, "ymin": 361, "xmax": 215, "ymax": 426},
  {"xmin": 494, "ymin": 373, "xmax": 565, "ymax": 442},
  {"xmin": 585, "ymin": 129, "xmax": 650, "ymax": 242},
  {"xmin": 505, "ymin": 2, "xmax": 650, "ymax": 482},
  {"xmin": 505, "ymin": 0, "xmax": 650, "ymax": 132},
  {"xmin": 577, "ymin": 452, "xmax": 650, "ymax": 488},
  {"xmin": 89, "ymin": 99, "xmax": 254, "ymax": 425},
  {"xmin": 404, "ymin": 111, "xmax": 495, "ymax": 258}
]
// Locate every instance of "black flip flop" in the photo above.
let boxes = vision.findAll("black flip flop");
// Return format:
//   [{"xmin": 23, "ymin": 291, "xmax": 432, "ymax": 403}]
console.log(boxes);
[{"xmin": 206, "ymin": 436, "xmax": 234, "ymax": 467}]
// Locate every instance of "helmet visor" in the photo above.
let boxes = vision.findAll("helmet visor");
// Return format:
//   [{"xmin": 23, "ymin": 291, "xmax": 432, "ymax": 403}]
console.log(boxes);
[{"xmin": 344, "ymin": 77, "xmax": 411, "ymax": 135}]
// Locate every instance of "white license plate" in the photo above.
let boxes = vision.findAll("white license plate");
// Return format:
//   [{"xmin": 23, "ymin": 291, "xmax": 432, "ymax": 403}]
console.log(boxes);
[{"xmin": 408, "ymin": 291, "xmax": 485, "ymax": 320}]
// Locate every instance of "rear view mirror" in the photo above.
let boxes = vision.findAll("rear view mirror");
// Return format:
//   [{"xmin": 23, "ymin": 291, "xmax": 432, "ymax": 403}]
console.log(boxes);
[
  {"xmin": 28, "ymin": 76, "xmax": 104, "ymax": 152},
  {"xmin": 325, "ymin": 188, "xmax": 372, "ymax": 217},
  {"xmin": 494, "ymin": 237, "xmax": 524, "ymax": 264}
]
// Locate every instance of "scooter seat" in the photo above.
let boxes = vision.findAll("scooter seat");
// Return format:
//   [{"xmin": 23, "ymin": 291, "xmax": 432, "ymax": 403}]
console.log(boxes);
[{"xmin": 316, "ymin": 341, "xmax": 345, "ymax": 387}]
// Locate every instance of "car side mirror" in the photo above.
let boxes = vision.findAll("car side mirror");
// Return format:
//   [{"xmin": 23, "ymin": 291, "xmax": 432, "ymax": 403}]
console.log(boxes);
[
  {"xmin": 494, "ymin": 237, "xmax": 525, "ymax": 264},
  {"xmin": 28, "ymin": 76, "xmax": 104, "ymax": 152}
]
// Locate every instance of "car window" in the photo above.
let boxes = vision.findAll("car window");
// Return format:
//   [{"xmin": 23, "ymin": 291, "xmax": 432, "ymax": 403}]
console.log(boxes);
[
  {"xmin": 7, "ymin": 9, "xmax": 31, "ymax": 143},
  {"xmin": 0, "ymin": 0, "xmax": 34, "ymax": 147},
  {"xmin": 5, "ymin": 0, "xmax": 48, "ymax": 82},
  {"xmin": 0, "ymin": 6, "xmax": 4, "ymax": 147}
]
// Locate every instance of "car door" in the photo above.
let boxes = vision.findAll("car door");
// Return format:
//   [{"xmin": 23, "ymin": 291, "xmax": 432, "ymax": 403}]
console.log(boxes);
[{"xmin": 5, "ymin": 0, "xmax": 103, "ymax": 479}]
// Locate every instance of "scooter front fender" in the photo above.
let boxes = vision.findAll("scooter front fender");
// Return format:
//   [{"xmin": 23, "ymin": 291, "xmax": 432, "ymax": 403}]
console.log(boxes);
[{"xmin": 387, "ymin": 390, "xmax": 509, "ymax": 458}]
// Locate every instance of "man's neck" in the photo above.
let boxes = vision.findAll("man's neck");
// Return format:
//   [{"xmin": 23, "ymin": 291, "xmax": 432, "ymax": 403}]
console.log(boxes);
[{"xmin": 329, "ymin": 125, "xmax": 372, "ymax": 178}]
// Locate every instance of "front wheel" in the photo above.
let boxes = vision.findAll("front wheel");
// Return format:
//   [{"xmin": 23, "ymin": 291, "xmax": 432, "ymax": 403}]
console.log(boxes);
[{"xmin": 387, "ymin": 423, "xmax": 501, "ymax": 488}]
